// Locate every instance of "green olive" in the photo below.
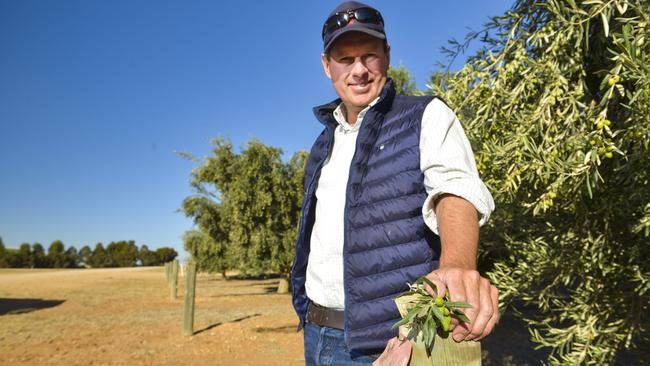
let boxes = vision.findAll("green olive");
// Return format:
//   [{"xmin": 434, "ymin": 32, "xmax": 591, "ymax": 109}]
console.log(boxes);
[
  {"xmin": 435, "ymin": 297, "xmax": 444, "ymax": 307},
  {"xmin": 441, "ymin": 315, "xmax": 452, "ymax": 332}
]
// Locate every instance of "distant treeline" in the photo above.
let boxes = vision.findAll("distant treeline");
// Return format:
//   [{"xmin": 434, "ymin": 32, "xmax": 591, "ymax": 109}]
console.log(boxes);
[{"xmin": 0, "ymin": 236, "xmax": 177, "ymax": 268}]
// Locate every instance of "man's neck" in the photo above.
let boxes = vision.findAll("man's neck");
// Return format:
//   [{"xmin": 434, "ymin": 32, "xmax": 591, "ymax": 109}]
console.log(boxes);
[{"xmin": 343, "ymin": 104, "xmax": 363, "ymax": 126}]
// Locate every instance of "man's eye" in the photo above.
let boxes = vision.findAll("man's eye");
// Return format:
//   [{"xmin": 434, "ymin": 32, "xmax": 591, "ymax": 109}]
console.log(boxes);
[
  {"xmin": 364, "ymin": 54, "xmax": 379, "ymax": 63},
  {"xmin": 338, "ymin": 57, "xmax": 354, "ymax": 64}
]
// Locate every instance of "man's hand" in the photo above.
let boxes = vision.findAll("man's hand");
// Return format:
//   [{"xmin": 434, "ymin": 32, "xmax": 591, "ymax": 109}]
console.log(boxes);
[
  {"xmin": 428, "ymin": 194, "xmax": 500, "ymax": 342},
  {"xmin": 424, "ymin": 267, "xmax": 499, "ymax": 342},
  {"xmin": 372, "ymin": 336, "xmax": 411, "ymax": 366}
]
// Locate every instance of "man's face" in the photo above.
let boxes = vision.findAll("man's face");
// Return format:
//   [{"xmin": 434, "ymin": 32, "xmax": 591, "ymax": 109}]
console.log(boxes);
[{"xmin": 321, "ymin": 32, "xmax": 390, "ymax": 112}]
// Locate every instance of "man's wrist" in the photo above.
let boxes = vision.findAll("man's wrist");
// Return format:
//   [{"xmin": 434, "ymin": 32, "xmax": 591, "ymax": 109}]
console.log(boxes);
[{"xmin": 438, "ymin": 260, "xmax": 477, "ymax": 270}]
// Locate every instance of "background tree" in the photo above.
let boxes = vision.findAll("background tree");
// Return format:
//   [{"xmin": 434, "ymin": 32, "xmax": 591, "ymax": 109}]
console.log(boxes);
[
  {"xmin": 89, "ymin": 243, "xmax": 109, "ymax": 268},
  {"xmin": 181, "ymin": 138, "xmax": 308, "ymax": 292},
  {"xmin": 181, "ymin": 160, "xmax": 232, "ymax": 277},
  {"xmin": 106, "ymin": 240, "xmax": 138, "ymax": 267},
  {"xmin": 388, "ymin": 65, "xmax": 419, "ymax": 96},
  {"xmin": 155, "ymin": 247, "xmax": 178, "ymax": 264},
  {"xmin": 78, "ymin": 245, "xmax": 92, "ymax": 267},
  {"xmin": 18, "ymin": 243, "xmax": 32, "ymax": 268},
  {"xmin": 138, "ymin": 245, "xmax": 160, "ymax": 266},
  {"xmin": 426, "ymin": 0, "xmax": 649, "ymax": 363},
  {"xmin": 47, "ymin": 240, "xmax": 66, "ymax": 268},
  {"xmin": 63, "ymin": 246, "xmax": 79, "ymax": 268},
  {"xmin": 183, "ymin": 229, "xmax": 229, "ymax": 278},
  {"xmin": 31, "ymin": 243, "xmax": 48, "ymax": 268},
  {"xmin": 0, "ymin": 237, "xmax": 8, "ymax": 267}
]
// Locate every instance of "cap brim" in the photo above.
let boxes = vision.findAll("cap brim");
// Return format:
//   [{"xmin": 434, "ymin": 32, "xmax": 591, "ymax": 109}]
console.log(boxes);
[{"xmin": 324, "ymin": 23, "xmax": 386, "ymax": 52}]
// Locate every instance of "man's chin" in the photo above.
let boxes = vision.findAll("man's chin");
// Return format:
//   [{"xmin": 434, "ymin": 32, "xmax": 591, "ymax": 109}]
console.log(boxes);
[{"xmin": 347, "ymin": 94, "xmax": 376, "ymax": 109}]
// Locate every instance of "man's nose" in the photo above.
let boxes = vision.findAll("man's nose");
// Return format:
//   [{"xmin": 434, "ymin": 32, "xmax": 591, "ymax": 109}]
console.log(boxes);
[{"xmin": 349, "ymin": 57, "xmax": 369, "ymax": 77}]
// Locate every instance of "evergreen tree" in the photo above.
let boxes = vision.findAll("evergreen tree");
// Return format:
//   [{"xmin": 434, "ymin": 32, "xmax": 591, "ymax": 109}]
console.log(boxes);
[
  {"xmin": 18, "ymin": 243, "xmax": 32, "ymax": 268},
  {"xmin": 428, "ymin": 0, "xmax": 649, "ymax": 362},
  {"xmin": 155, "ymin": 247, "xmax": 177, "ymax": 263},
  {"xmin": 64, "ymin": 246, "xmax": 78, "ymax": 268},
  {"xmin": 31, "ymin": 243, "xmax": 47, "ymax": 268},
  {"xmin": 388, "ymin": 65, "xmax": 419, "ymax": 96},
  {"xmin": 181, "ymin": 138, "xmax": 308, "ymax": 291},
  {"xmin": 47, "ymin": 240, "xmax": 66, "ymax": 268},
  {"xmin": 0, "ymin": 236, "xmax": 8, "ymax": 268},
  {"xmin": 138, "ymin": 245, "xmax": 160, "ymax": 266},
  {"xmin": 89, "ymin": 243, "xmax": 108, "ymax": 268},
  {"xmin": 78, "ymin": 245, "xmax": 92, "ymax": 267},
  {"xmin": 106, "ymin": 240, "xmax": 138, "ymax": 267}
]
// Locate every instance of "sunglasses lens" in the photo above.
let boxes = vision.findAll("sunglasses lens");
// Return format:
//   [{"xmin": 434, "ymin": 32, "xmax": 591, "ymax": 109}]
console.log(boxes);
[
  {"xmin": 353, "ymin": 8, "xmax": 380, "ymax": 24},
  {"xmin": 323, "ymin": 8, "xmax": 383, "ymax": 37}
]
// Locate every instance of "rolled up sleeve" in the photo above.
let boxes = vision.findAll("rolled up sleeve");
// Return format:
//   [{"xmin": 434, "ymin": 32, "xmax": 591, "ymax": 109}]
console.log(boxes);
[{"xmin": 420, "ymin": 98, "xmax": 495, "ymax": 235}]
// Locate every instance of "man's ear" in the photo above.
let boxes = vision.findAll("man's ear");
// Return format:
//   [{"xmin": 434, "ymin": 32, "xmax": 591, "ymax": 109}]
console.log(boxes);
[
  {"xmin": 321, "ymin": 53, "xmax": 332, "ymax": 80},
  {"xmin": 386, "ymin": 42, "xmax": 391, "ymax": 66}
]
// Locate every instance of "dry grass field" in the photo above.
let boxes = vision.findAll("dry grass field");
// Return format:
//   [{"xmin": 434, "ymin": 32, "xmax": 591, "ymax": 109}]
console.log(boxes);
[
  {"xmin": 0, "ymin": 267, "xmax": 545, "ymax": 366},
  {"xmin": 0, "ymin": 267, "xmax": 303, "ymax": 366}
]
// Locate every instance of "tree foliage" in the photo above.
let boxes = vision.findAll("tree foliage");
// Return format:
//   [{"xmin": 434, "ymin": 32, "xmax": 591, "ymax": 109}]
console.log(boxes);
[
  {"xmin": 0, "ymin": 237, "xmax": 175, "ymax": 268},
  {"xmin": 106, "ymin": 240, "xmax": 139, "ymax": 267},
  {"xmin": 155, "ymin": 247, "xmax": 178, "ymax": 264},
  {"xmin": 138, "ymin": 245, "xmax": 159, "ymax": 266},
  {"xmin": 181, "ymin": 138, "xmax": 307, "ymax": 278},
  {"xmin": 388, "ymin": 64, "xmax": 419, "ymax": 96},
  {"xmin": 427, "ymin": 0, "xmax": 649, "ymax": 363},
  {"xmin": 47, "ymin": 240, "xmax": 66, "ymax": 268}
]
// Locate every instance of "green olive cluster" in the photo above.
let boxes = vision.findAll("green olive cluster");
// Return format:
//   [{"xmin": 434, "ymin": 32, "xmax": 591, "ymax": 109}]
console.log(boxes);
[{"xmin": 392, "ymin": 276, "xmax": 472, "ymax": 357}]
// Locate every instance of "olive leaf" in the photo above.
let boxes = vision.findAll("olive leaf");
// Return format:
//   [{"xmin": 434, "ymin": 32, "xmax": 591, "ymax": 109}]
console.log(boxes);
[{"xmin": 393, "ymin": 275, "xmax": 473, "ymax": 357}]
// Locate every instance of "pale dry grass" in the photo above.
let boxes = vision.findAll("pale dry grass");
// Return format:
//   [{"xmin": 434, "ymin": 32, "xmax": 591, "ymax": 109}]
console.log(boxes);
[{"xmin": 0, "ymin": 267, "xmax": 303, "ymax": 366}]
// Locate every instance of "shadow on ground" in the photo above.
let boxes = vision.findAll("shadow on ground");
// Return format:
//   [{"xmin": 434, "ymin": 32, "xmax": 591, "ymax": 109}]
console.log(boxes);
[
  {"xmin": 194, "ymin": 313, "xmax": 262, "ymax": 335},
  {"xmin": 0, "ymin": 298, "xmax": 65, "ymax": 315},
  {"xmin": 481, "ymin": 310, "xmax": 550, "ymax": 365},
  {"xmin": 254, "ymin": 325, "xmax": 296, "ymax": 334}
]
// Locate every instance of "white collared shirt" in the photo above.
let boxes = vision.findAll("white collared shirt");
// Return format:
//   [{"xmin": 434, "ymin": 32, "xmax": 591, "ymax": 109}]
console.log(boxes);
[{"xmin": 305, "ymin": 97, "xmax": 495, "ymax": 309}]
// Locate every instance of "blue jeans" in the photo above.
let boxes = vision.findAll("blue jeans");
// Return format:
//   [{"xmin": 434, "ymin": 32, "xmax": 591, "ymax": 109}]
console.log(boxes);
[{"xmin": 303, "ymin": 323, "xmax": 381, "ymax": 366}]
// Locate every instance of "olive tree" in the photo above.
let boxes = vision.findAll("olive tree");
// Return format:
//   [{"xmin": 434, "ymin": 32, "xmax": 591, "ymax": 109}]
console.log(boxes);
[
  {"xmin": 181, "ymin": 138, "xmax": 307, "ymax": 293},
  {"xmin": 429, "ymin": 0, "xmax": 649, "ymax": 363}
]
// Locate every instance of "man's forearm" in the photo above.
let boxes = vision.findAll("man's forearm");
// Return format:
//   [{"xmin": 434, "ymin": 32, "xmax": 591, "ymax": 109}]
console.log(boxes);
[{"xmin": 434, "ymin": 193, "xmax": 479, "ymax": 270}]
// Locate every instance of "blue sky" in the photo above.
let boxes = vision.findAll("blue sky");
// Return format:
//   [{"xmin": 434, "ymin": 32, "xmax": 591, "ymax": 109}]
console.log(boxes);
[{"xmin": 0, "ymin": 1, "xmax": 512, "ymax": 258}]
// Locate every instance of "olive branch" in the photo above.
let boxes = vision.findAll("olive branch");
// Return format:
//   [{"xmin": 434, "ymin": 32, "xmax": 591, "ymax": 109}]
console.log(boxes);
[{"xmin": 392, "ymin": 275, "xmax": 472, "ymax": 357}]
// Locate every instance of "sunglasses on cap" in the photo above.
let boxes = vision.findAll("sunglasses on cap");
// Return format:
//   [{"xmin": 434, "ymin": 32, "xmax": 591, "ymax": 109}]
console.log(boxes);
[{"xmin": 322, "ymin": 7, "xmax": 384, "ymax": 38}]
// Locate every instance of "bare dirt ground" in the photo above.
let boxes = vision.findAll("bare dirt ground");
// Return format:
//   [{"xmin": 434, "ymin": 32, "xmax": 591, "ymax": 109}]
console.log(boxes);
[
  {"xmin": 0, "ymin": 267, "xmax": 546, "ymax": 366},
  {"xmin": 0, "ymin": 267, "xmax": 303, "ymax": 366}
]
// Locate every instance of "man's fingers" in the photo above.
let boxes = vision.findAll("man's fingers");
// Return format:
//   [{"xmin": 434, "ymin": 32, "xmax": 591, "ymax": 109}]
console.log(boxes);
[
  {"xmin": 465, "ymin": 277, "xmax": 493, "ymax": 341},
  {"xmin": 475, "ymin": 284, "xmax": 500, "ymax": 341},
  {"xmin": 373, "ymin": 336, "xmax": 412, "ymax": 366},
  {"xmin": 449, "ymin": 317, "xmax": 460, "ymax": 331},
  {"xmin": 425, "ymin": 272, "xmax": 446, "ymax": 298},
  {"xmin": 449, "ymin": 271, "xmax": 481, "ymax": 342}
]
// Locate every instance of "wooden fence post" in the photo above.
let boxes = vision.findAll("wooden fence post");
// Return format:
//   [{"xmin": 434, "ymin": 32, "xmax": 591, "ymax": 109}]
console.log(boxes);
[
  {"xmin": 183, "ymin": 261, "xmax": 197, "ymax": 336},
  {"xmin": 170, "ymin": 259, "xmax": 179, "ymax": 300}
]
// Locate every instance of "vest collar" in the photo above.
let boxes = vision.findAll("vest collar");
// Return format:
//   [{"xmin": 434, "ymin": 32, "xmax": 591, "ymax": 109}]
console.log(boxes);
[{"xmin": 312, "ymin": 78, "xmax": 396, "ymax": 128}]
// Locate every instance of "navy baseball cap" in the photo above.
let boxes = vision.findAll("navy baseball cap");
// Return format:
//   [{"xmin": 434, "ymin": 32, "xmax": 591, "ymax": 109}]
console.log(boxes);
[{"xmin": 322, "ymin": 1, "xmax": 386, "ymax": 52}]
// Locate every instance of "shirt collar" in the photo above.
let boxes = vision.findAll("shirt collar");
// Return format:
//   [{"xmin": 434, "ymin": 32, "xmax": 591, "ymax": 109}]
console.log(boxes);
[{"xmin": 332, "ymin": 96, "xmax": 381, "ymax": 133}]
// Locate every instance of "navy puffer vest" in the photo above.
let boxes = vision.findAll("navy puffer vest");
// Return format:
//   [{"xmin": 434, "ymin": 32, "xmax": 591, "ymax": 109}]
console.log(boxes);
[{"xmin": 291, "ymin": 79, "xmax": 442, "ymax": 352}]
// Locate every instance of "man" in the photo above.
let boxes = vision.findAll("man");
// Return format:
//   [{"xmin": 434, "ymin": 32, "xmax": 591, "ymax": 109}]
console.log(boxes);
[{"xmin": 291, "ymin": 2, "xmax": 499, "ymax": 364}]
